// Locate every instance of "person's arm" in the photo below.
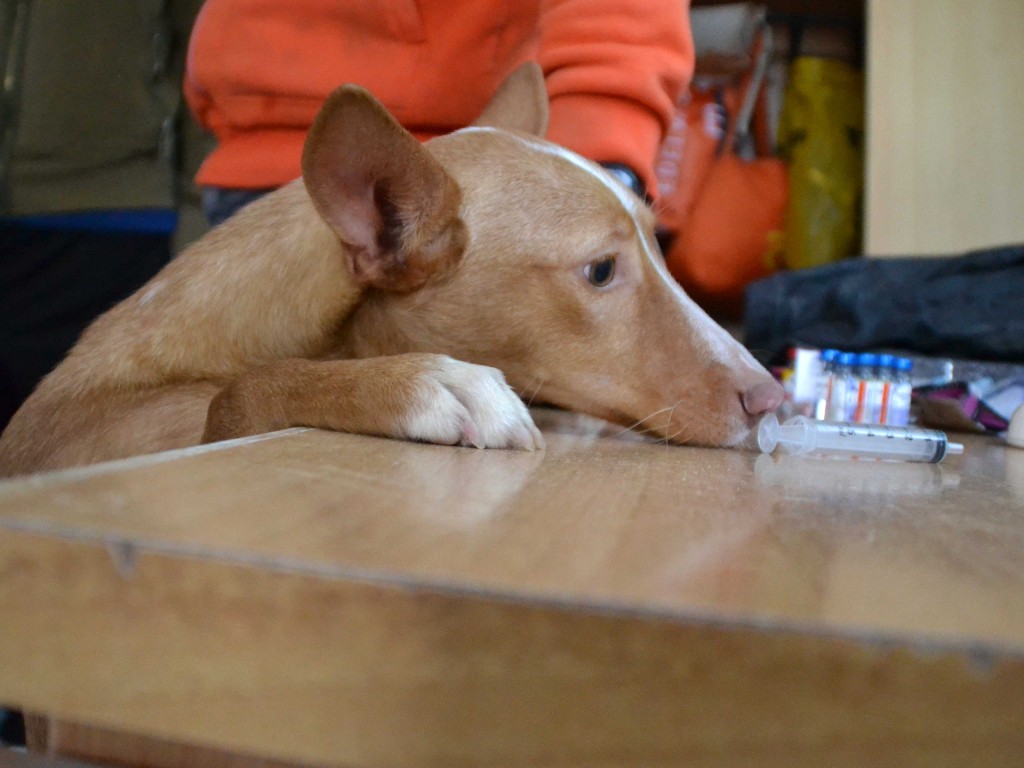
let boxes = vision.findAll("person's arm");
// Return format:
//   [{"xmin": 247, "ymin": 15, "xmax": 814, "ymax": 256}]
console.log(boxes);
[{"xmin": 538, "ymin": 0, "xmax": 694, "ymax": 199}]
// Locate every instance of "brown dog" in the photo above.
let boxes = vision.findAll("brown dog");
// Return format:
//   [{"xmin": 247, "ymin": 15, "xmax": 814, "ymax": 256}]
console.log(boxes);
[{"xmin": 0, "ymin": 63, "xmax": 782, "ymax": 476}]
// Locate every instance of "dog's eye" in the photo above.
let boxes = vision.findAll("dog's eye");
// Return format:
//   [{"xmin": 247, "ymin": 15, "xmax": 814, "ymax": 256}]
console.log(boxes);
[{"xmin": 585, "ymin": 256, "xmax": 616, "ymax": 287}]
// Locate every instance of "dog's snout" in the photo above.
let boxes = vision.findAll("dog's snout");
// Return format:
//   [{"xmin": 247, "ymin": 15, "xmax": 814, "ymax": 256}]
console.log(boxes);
[{"xmin": 741, "ymin": 379, "xmax": 784, "ymax": 417}]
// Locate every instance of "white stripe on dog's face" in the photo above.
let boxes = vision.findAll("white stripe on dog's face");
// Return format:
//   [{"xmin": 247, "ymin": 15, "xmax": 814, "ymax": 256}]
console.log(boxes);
[{"xmin": 454, "ymin": 127, "xmax": 756, "ymax": 369}]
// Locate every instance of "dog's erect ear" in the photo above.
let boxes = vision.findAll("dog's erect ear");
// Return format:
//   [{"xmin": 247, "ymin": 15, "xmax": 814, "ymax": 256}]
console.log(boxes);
[
  {"xmin": 472, "ymin": 61, "xmax": 549, "ymax": 137},
  {"xmin": 302, "ymin": 86, "xmax": 468, "ymax": 293}
]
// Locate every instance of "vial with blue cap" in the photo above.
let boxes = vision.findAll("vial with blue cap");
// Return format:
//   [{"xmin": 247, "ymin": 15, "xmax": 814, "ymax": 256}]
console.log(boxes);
[
  {"xmin": 827, "ymin": 352, "xmax": 858, "ymax": 421},
  {"xmin": 853, "ymin": 352, "xmax": 881, "ymax": 423},
  {"xmin": 887, "ymin": 357, "xmax": 914, "ymax": 426}
]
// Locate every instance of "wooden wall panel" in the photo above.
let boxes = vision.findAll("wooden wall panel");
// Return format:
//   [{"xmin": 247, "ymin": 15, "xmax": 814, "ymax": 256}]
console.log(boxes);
[{"xmin": 865, "ymin": 0, "xmax": 1024, "ymax": 256}]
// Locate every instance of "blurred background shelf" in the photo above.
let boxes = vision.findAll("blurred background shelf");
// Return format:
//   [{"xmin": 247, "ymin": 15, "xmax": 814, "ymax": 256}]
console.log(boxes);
[{"xmin": 695, "ymin": 0, "xmax": 1024, "ymax": 259}]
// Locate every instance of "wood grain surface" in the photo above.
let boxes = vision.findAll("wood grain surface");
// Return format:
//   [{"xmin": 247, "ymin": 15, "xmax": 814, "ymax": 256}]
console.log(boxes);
[{"xmin": 1, "ymin": 410, "xmax": 1023, "ymax": 766}]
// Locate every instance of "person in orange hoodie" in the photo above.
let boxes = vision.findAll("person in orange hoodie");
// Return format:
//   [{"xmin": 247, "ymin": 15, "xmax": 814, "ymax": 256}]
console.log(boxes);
[{"xmin": 185, "ymin": 0, "xmax": 694, "ymax": 225}]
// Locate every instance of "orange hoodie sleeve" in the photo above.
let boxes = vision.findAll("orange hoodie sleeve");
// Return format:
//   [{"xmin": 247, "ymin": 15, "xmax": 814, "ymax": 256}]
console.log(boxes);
[{"xmin": 539, "ymin": 0, "xmax": 694, "ymax": 198}]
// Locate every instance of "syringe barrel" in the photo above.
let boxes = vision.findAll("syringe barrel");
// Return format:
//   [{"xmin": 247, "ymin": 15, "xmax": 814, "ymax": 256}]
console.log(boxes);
[{"xmin": 782, "ymin": 417, "xmax": 952, "ymax": 463}]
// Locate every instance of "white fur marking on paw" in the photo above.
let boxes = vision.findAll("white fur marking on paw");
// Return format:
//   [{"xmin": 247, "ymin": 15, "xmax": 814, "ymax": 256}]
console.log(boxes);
[
  {"xmin": 400, "ymin": 358, "xmax": 543, "ymax": 450},
  {"xmin": 402, "ymin": 384, "xmax": 471, "ymax": 446}
]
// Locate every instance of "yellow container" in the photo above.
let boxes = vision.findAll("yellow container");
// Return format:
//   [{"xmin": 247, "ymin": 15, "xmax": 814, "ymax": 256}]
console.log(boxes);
[{"xmin": 777, "ymin": 57, "xmax": 865, "ymax": 269}]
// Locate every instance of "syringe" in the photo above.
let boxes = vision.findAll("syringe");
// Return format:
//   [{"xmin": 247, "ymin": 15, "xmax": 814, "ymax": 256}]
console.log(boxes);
[{"xmin": 757, "ymin": 413, "xmax": 964, "ymax": 463}]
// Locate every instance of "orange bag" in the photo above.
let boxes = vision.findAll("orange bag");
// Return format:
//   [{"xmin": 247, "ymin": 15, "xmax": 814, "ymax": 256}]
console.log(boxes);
[
  {"xmin": 669, "ymin": 152, "xmax": 786, "ymax": 313},
  {"xmin": 658, "ymin": 20, "xmax": 787, "ymax": 314}
]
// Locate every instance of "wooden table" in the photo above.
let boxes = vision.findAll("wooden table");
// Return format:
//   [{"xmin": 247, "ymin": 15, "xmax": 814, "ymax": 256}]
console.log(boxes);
[{"xmin": 2, "ymin": 410, "xmax": 1023, "ymax": 767}]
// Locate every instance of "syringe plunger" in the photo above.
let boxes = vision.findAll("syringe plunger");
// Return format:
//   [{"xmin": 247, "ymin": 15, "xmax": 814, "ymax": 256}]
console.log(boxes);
[{"xmin": 758, "ymin": 414, "xmax": 963, "ymax": 463}]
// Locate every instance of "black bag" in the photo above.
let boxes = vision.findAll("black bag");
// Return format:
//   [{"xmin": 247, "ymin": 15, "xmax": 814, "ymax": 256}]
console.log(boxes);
[{"xmin": 744, "ymin": 244, "xmax": 1024, "ymax": 364}]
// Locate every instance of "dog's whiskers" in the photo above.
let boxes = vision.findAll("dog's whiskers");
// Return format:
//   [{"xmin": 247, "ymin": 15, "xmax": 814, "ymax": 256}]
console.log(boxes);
[
  {"xmin": 519, "ymin": 377, "xmax": 546, "ymax": 407},
  {"xmin": 662, "ymin": 413, "xmax": 695, "ymax": 445},
  {"xmin": 659, "ymin": 398, "xmax": 683, "ymax": 444},
  {"xmin": 663, "ymin": 417, "xmax": 695, "ymax": 444},
  {"xmin": 612, "ymin": 399, "xmax": 687, "ymax": 441},
  {"xmin": 610, "ymin": 405, "xmax": 673, "ymax": 439}
]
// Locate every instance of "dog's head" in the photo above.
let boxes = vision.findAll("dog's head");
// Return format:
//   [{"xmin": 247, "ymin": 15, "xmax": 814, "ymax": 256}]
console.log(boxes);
[{"xmin": 302, "ymin": 63, "xmax": 782, "ymax": 447}]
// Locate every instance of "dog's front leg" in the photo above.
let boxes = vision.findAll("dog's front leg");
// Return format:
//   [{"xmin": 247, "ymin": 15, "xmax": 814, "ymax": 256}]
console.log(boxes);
[{"xmin": 202, "ymin": 353, "xmax": 545, "ymax": 451}]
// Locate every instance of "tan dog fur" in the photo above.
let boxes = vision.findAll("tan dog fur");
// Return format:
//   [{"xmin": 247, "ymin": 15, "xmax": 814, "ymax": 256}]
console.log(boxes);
[{"xmin": 0, "ymin": 63, "xmax": 781, "ymax": 476}]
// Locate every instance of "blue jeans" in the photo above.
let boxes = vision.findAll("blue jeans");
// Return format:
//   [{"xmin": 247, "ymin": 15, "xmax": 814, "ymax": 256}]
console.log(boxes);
[{"xmin": 201, "ymin": 186, "xmax": 274, "ymax": 227}]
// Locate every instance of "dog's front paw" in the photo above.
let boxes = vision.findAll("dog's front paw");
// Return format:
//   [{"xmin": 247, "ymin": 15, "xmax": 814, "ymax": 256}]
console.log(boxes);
[{"xmin": 400, "ymin": 357, "xmax": 545, "ymax": 451}]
